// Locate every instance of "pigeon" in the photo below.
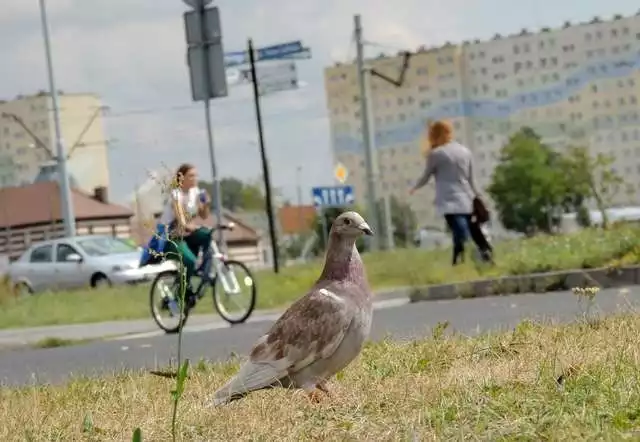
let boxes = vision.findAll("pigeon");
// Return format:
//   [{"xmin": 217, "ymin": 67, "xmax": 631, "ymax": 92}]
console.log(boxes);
[{"xmin": 207, "ymin": 211, "xmax": 374, "ymax": 406}]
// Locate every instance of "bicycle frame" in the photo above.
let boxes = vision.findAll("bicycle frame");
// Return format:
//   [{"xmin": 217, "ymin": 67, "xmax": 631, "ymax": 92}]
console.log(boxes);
[{"xmin": 196, "ymin": 231, "xmax": 242, "ymax": 295}]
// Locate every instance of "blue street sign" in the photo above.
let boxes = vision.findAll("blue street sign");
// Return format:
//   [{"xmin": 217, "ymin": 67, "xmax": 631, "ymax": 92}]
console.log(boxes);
[
  {"xmin": 224, "ymin": 40, "xmax": 309, "ymax": 67},
  {"xmin": 312, "ymin": 186, "xmax": 355, "ymax": 208}
]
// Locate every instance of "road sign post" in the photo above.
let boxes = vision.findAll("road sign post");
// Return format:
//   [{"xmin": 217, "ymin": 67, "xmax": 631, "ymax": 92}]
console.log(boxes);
[
  {"xmin": 183, "ymin": 0, "xmax": 228, "ymax": 249},
  {"xmin": 241, "ymin": 39, "xmax": 311, "ymax": 273},
  {"xmin": 248, "ymin": 38, "xmax": 280, "ymax": 274}
]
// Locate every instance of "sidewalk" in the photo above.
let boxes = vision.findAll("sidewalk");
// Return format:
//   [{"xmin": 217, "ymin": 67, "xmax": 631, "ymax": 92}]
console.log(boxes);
[{"xmin": 0, "ymin": 286, "xmax": 413, "ymax": 348}]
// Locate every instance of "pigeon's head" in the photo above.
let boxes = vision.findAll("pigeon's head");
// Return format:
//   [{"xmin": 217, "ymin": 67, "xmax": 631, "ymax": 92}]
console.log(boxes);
[{"xmin": 331, "ymin": 211, "xmax": 374, "ymax": 238}]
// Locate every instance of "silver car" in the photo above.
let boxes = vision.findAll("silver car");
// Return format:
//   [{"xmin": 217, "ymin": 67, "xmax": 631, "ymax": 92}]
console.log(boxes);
[{"xmin": 8, "ymin": 235, "xmax": 173, "ymax": 295}]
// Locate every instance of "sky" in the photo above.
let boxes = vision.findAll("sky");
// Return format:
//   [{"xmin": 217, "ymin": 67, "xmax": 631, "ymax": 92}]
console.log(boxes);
[{"xmin": 1, "ymin": 0, "xmax": 638, "ymax": 205}]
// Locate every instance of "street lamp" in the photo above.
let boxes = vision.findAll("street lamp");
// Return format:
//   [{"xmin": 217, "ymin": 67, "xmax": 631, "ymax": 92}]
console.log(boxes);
[{"xmin": 38, "ymin": 0, "xmax": 75, "ymax": 237}]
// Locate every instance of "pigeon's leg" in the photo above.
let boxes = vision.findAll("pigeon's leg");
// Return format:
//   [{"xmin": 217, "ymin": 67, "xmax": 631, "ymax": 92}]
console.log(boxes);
[
  {"xmin": 302, "ymin": 383, "xmax": 324, "ymax": 403},
  {"xmin": 316, "ymin": 380, "xmax": 333, "ymax": 398},
  {"xmin": 307, "ymin": 389, "xmax": 323, "ymax": 403}
]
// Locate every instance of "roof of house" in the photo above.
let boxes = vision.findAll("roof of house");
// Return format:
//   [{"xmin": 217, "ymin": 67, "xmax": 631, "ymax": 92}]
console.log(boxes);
[
  {"xmin": 129, "ymin": 210, "xmax": 260, "ymax": 246},
  {"xmin": 278, "ymin": 205, "xmax": 317, "ymax": 235},
  {"xmin": 0, "ymin": 181, "xmax": 133, "ymax": 229}
]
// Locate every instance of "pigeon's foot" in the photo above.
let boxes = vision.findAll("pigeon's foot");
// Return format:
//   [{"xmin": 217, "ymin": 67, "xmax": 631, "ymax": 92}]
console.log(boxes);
[
  {"xmin": 306, "ymin": 389, "xmax": 324, "ymax": 404},
  {"xmin": 316, "ymin": 380, "xmax": 333, "ymax": 398}
]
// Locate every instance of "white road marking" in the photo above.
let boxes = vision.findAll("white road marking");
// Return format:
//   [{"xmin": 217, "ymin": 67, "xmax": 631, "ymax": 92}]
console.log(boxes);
[{"xmin": 108, "ymin": 297, "xmax": 409, "ymax": 342}]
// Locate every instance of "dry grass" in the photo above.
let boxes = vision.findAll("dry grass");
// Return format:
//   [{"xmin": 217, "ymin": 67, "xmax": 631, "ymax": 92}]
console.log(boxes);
[
  {"xmin": 1, "ymin": 224, "xmax": 640, "ymax": 329},
  {"xmin": 2, "ymin": 311, "xmax": 640, "ymax": 441}
]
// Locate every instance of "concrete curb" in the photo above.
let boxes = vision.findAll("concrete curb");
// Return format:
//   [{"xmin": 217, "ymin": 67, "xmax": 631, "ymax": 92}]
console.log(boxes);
[{"xmin": 408, "ymin": 265, "xmax": 640, "ymax": 303}]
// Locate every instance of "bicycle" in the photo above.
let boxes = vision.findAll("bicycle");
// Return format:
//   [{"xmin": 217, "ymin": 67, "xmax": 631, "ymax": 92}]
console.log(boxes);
[{"xmin": 149, "ymin": 222, "xmax": 257, "ymax": 334}]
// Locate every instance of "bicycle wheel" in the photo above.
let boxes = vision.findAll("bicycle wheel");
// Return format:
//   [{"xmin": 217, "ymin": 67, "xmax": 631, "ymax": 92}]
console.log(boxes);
[
  {"xmin": 149, "ymin": 270, "xmax": 191, "ymax": 334},
  {"xmin": 212, "ymin": 259, "xmax": 257, "ymax": 324}
]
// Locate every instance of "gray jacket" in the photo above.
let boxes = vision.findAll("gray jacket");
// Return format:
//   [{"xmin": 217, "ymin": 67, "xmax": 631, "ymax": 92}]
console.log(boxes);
[{"xmin": 412, "ymin": 141, "xmax": 479, "ymax": 215}]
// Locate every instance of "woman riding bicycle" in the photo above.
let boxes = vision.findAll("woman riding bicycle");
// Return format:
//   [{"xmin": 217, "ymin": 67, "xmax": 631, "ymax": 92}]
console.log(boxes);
[{"xmin": 158, "ymin": 163, "xmax": 213, "ymax": 305}]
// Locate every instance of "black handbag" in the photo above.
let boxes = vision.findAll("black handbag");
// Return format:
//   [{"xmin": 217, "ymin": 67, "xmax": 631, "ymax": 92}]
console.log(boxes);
[{"xmin": 473, "ymin": 196, "xmax": 490, "ymax": 224}]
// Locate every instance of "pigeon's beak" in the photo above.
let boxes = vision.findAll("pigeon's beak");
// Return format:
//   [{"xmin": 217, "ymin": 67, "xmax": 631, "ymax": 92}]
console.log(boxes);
[{"xmin": 358, "ymin": 222, "xmax": 373, "ymax": 236}]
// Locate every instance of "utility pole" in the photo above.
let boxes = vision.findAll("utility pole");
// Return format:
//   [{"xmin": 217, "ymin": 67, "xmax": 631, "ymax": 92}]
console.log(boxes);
[
  {"xmin": 248, "ymin": 38, "xmax": 280, "ymax": 273},
  {"xmin": 354, "ymin": 14, "xmax": 380, "ymax": 250},
  {"xmin": 39, "ymin": 0, "xmax": 75, "ymax": 237}
]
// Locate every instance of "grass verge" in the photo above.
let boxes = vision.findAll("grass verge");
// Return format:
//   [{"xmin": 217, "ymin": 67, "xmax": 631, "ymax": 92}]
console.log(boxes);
[
  {"xmin": 2, "ymin": 310, "xmax": 640, "ymax": 440},
  {"xmin": 1, "ymin": 224, "xmax": 639, "ymax": 329}
]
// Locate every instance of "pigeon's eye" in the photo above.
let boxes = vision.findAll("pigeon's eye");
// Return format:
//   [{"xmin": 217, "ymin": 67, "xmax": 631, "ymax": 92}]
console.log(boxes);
[{"xmin": 344, "ymin": 218, "xmax": 351, "ymax": 225}]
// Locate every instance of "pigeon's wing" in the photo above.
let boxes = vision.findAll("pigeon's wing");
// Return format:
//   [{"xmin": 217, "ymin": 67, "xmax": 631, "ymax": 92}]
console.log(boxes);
[{"xmin": 209, "ymin": 282, "xmax": 356, "ymax": 405}]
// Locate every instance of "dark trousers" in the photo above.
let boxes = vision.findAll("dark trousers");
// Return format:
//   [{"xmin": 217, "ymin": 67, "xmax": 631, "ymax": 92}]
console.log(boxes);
[
  {"xmin": 164, "ymin": 227, "xmax": 212, "ymax": 288},
  {"xmin": 444, "ymin": 214, "xmax": 493, "ymax": 265}
]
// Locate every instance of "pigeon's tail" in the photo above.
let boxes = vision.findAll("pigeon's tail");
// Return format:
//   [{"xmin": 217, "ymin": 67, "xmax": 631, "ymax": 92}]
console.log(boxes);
[{"xmin": 205, "ymin": 361, "xmax": 284, "ymax": 407}]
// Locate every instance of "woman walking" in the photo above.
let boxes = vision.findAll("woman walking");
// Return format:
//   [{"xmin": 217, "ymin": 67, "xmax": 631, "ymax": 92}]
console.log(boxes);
[{"xmin": 408, "ymin": 120, "xmax": 493, "ymax": 265}]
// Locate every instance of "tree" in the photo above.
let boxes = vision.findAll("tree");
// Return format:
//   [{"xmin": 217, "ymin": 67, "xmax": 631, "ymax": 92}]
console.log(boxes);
[
  {"xmin": 488, "ymin": 127, "xmax": 571, "ymax": 234},
  {"xmin": 561, "ymin": 146, "xmax": 627, "ymax": 229},
  {"xmin": 198, "ymin": 177, "xmax": 266, "ymax": 212}
]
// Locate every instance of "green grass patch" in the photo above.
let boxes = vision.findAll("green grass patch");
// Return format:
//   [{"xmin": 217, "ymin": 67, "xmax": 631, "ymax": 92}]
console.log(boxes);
[{"xmin": 0, "ymin": 225, "xmax": 639, "ymax": 329}]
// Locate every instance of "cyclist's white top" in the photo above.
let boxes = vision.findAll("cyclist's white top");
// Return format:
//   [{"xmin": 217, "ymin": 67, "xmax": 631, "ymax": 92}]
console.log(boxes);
[{"xmin": 159, "ymin": 187, "xmax": 201, "ymax": 226}]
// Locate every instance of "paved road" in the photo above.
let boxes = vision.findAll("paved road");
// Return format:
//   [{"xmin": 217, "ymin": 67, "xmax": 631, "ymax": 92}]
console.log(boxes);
[
  {"xmin": 0, "ymin": 287, "xmax": 411, "ymax": 348},
  {"xmin": 0, "ymin": 287, "xmax": 639, "ymax": 387}
]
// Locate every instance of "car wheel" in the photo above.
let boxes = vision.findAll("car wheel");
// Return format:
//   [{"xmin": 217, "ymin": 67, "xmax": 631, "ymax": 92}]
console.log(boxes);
[
  {"xmin": 13, "ymin": 282, "xmax": 33, "ymax": 298},
  {"xmin": 91, "ymin": 274, "xmax": 111, "ymax": 289}
]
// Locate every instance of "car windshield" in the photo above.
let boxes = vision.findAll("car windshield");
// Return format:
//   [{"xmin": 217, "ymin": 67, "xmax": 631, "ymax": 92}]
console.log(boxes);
[{"xmin": 76, "ymin": 237, "xmax": 137, "ymax": 257}]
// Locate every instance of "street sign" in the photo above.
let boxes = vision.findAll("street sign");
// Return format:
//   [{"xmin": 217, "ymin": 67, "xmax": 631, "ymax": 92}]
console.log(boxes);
[
  {"xmin": 224, "ymin": 40, "xmax": 310, "ymax": 67},
  {"xmin": 228, "ymin": 61, "xmax": 299, "ymax": 95},
  {"xmin": 334, "ymin": 163, "xmax": 348, "ymax": 184},
  {"xmin": 277, "ymin": 48, "xmax": 312, "ymax": 61},
  {"xmin": 256, "ymin": 61, "xmax": 298, "ymax": 95},
  {"xmin": 183, "ymin": 7, "xmax": 228, "ymax": 101},
  {"xmin": 184, "ymin": 7, "xmax": 221, "ymax": 45},
  {"xmin": 312, "ymin": 185, "xmax": 355, "ymax": 208}
]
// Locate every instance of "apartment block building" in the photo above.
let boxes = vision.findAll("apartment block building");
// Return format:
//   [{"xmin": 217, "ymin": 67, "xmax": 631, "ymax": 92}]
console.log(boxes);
[
  {"xmin": 0, "ymin": 91, "xmax": 110, "ymax": 194},
  {"xmin": 324, "ymin": 12, "xmax": 640, "ymax": 231}
]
